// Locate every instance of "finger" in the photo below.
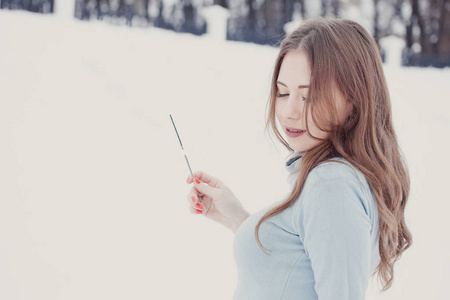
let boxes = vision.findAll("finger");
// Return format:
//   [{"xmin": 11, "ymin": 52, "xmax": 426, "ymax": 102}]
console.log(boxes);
[
  {"xmin": 193, "ymin": 182, "xmax": 218, "ymax": 199},
  {"xmin": 188, "ymin": 187, "xmax": 203, "ymax": 202},
  {"xmin": 187, "ymin": 194, "xmax": 196, "ymax": 204},
  {"xmin": 188, "ymin": 194, "xmax": 209, "ymax": 215},
  {"xmin": 188, "ymin": 171, "xmax": 223, "ymax": 188},
  {"xmin": 188, "ymin": 194, "xmax": 203, "ymax": 206},
  {"xmin": 187, "ymin": 198, "xmax": 204, "ymax": 210},
  {"xmin": 188, "ymin": 205, "xmax": 203, "ymax": 215}
]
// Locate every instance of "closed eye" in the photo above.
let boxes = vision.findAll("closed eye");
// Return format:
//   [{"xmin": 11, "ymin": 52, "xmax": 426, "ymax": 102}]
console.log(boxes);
[
  {"xmin": 277, "ymin": 93, "xmax": 289, "ymax": 98},
  {"xmin": 276, "ymin": 93, "xmax": 307, "ymax": 101}
]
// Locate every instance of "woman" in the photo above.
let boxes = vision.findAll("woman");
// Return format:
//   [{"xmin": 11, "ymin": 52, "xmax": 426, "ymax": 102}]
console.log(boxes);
[{"xmin": 186, "ymin": 16, "xmax": 412, "ymax": 299}]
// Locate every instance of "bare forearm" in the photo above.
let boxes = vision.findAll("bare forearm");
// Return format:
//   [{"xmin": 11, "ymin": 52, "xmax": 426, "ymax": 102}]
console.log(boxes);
[{"xmin": 230, "ymin": 208, "xmax": 251, "ymax": 234}]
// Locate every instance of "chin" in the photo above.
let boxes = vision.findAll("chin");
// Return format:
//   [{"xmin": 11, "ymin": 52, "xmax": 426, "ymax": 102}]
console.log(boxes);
[
  {"xmin": 292, "ymin": 147, "xmax": 310, "ymax": 152},
  {"xmin": 288, "ymin": 140, "xmax": 318, "ymax": 153},
  {"xmin": 288, "ymin": 144, "xmax": 310, "ymax": 152}
]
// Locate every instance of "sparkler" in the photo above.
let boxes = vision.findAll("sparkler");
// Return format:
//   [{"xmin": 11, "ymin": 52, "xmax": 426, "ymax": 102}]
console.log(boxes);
[
  {"xmin": 170, "ymin": 114, "xmax": 207, "ymax": 214},
  {"xmin": 169, "ymin": 114, "xmax": 194, "ymax": 178}
]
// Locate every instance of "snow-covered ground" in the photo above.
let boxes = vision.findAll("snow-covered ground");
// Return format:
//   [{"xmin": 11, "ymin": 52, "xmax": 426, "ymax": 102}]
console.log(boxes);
[{"xmin": 1, "ymin": 10, "xmax": 449, "ymax": 300}]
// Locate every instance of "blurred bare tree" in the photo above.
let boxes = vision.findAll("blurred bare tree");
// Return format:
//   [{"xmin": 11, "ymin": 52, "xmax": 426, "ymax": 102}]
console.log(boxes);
[{"xmin": 388, "ymin": 0, "xmax": 450, "ymax": 67}]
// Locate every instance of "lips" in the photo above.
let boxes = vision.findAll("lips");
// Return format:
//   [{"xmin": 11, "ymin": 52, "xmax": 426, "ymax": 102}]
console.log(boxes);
[
  {"xmin": 286, "ymin": 127, "xmax": 305, "ymax": 133},
  {"xmin": 284, "ymin": 126, "xmax": 306, "ymax": 138}
]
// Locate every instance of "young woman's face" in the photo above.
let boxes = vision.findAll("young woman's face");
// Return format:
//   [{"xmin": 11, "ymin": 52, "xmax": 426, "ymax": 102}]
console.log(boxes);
[{"xmin": 275, "ymin": 50, "xmax": 352, "ymax": 152}]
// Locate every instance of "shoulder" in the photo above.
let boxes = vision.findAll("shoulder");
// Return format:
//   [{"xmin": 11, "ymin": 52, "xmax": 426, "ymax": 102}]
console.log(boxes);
[
  {"xmin": 308, "ymin": 157, "xmax": 361, "ymax": 183},
  {"xmin": 290, "ymin": 157, "xmax": 377, "ymax": 243},
  {"xmin": 305, "ymin": 158, "xmax": 370, "ymax": 196},
  {"xmin": 298, "ymin": 157, "xmax": 374, "ymax": 216}
]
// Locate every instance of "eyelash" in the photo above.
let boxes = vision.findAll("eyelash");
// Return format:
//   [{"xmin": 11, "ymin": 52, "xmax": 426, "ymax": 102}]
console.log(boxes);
[{"xmin": 277, "ymin": 93, "xmax": 307, "ymax": 101}]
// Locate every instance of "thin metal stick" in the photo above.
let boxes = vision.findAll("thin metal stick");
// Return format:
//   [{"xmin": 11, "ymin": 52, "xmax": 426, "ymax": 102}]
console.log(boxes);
[
  {"xmin": 170, "ymin": 114, "xmax": 207, "ymax": 214},
  {"xmin": 169, "ymin": 114, "xmax": 194, "ymax": 178}
]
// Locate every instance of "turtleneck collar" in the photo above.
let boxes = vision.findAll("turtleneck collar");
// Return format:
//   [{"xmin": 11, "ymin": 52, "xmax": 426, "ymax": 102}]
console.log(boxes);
[{"xmin": 285, "ymin": 150, "xmax": 307, "ymax": 186}]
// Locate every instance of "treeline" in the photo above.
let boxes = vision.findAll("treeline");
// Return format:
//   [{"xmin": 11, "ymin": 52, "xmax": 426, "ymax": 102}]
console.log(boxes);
[
  {"xmin": 74, "ymin": 0, "xmax": 207, "ymax": 36},
  {"xmin": 1, "ymin": 0, "xmax": 449, "ymax": 67},
  {"xmin": 1, "ymin": 0, "xmax": 54, "ymax": 13}
]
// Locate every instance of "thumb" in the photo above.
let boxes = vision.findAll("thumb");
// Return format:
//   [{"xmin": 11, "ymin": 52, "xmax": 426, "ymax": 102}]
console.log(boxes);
[{"xmin": 193, "ymin": 180, "xmax": 219, "ymax": 199}]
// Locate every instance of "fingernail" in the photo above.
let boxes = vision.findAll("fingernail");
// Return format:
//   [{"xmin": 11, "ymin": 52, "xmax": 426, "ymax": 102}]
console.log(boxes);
[
  {"xmin": 191, "ymin": 196, "xmax": 196, "ymax": 202},
  {"xmin": 194, "ymin": 177, "xmax": 200, "ymax": 184},
  {"xmin": 195, "ymin": 203, "xmax": 203, "ymax": 209},
  {"xmin": 196, "ymin": 210, "xmax": 202, "ymax": 214}
]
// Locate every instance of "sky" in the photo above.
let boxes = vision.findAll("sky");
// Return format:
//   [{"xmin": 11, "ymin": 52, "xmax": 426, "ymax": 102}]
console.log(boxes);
[{"xmin": 1, "ymin": 8, "xmax": 450, "ymax": 300}]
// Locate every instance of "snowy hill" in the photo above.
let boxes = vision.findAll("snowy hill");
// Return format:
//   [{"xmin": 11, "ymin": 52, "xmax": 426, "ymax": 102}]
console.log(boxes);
[{"xmin": 1, "ymin": 10, "xmax": 449, "ymax": 300}]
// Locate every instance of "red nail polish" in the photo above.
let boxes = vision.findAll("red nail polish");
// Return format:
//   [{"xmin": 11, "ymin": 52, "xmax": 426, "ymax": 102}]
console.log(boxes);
[
  {"xmin": 191, "ymin": 196, "xmax": 196, "ymax": 202},
  {"xmin": 195, "ymin": 203, "xmax": 203, "ymax": 209},
  {"xmin": 194, "ymin": 177, "xmax": 200, "ymax": 184},
  {"xmin": 196, "ymin": 210, "xmax": 202, "ymax": 214}
]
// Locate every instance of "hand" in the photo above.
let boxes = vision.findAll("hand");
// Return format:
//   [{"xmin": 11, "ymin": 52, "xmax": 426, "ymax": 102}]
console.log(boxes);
[{"xmin": 187, "ymin": 171, "xmax": 250, "ymax": 233}]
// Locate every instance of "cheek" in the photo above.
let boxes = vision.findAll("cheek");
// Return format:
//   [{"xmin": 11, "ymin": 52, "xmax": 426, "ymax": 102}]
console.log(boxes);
[
  {"xmin": 306, "ymin": 112, "xmax": 329, "ymax": 138},
  {"xmin": 307, "ymin": 126, "xmax": 329, "ymax": 141},
  {"xmin": 274, "ymin": 101, "xmax": 282, "ymax": 119}
]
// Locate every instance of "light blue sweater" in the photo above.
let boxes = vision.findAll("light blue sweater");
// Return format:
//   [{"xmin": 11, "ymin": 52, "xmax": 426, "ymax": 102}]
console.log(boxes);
[{"xmin": 233, "ymin": 151, "xmax": 380, "ymax": 300}]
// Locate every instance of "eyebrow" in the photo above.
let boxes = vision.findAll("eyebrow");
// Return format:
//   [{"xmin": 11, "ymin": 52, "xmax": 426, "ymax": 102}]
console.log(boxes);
[{"xmin": 276, "ymin": 81, "xmax": 310, "ymax": 89}]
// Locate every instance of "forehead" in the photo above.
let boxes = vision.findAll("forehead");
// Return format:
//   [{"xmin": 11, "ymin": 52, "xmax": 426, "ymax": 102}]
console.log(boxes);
[{"xmin": 278, "ymin": 50, "xmax": 311, "ymax": 86}]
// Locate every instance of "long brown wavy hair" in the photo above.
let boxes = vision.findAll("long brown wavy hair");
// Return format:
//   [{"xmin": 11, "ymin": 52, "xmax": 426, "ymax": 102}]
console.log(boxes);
[{"xmin": 255, "ymin": 16, "xmax": 412, "ymax": 292}]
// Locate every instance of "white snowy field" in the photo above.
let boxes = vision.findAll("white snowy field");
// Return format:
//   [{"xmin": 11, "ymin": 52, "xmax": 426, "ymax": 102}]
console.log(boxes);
[{"xmin": 0, "ymin": 10, "xmax": 449, "ymax": 300}]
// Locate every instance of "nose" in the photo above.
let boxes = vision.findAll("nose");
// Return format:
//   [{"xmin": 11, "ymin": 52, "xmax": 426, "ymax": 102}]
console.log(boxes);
[{"xmin": 281, "ymin": 94, "xmax": 302, "ymax": 120}]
